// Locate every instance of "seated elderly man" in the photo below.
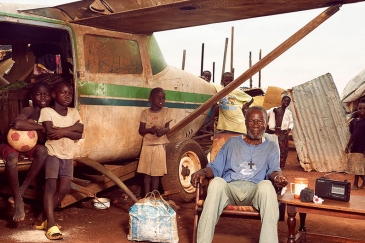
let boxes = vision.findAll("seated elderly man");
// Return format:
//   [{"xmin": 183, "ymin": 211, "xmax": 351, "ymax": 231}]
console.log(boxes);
[{"xmin": 191, "ymin": 106, "xmax": 288, "ymax": 243}]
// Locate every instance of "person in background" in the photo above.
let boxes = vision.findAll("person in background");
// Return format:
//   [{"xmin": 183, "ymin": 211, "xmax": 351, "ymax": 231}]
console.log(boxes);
[
  {"xmin": 0, "ymin": 82, "xmax": 51, "ymax": 221},
  {"xmin": 212, "ymin": 72, "xmax": 253, "ymax": 134},
  {"xmin": 191, "ymin": 106, "xmax": 288, "ymax": 243},
  {"xmin": 345, "ymin": 99, "xmax": 365, "ymax": 190},
  {"xmin": 38, "ymin": 81, "xmax": 83, "ymax": 240},
  {"xmin": 137, "ymin": 87, "xmax": 172, "ymax": 195},
  {"xmin": 198, "ymin": 70, "xmax": 215, "ymax": 132},
  {"xmin": 202, "ymin": 70, "xmax": 212, "ymax": 82},
  {"xmin": 267, "ymin": 95, "xmax": 293, "ymax": 168}
]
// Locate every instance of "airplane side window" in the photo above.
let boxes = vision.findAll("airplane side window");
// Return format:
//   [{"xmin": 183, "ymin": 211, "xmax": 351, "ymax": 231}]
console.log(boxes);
[
  {"xmin": 84, "ymin": 35, "xmax": 142, "ymax": 74},
  {"xmin": 146, "ymin": 34, "xmax": 167, "ymax": 75}
]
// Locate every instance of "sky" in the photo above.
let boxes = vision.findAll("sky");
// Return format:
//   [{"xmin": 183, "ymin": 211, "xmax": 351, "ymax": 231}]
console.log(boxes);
[
  {"xmin": 3, "ymin": 0, "xmax": 365, "ymax": 95},
  {"xmin": 154, "ymin": 2, "xmax": 365, "ymax": 96}
]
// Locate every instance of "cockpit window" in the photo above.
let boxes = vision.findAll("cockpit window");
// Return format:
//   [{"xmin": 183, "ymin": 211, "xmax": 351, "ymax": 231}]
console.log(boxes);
[
  {"xmin": 84, "ymin": 35, "xmax": 142, "ymax": 74},
  {"xmin": 146, "ymin": 35, "xmax": 166, "ymax": 75}
]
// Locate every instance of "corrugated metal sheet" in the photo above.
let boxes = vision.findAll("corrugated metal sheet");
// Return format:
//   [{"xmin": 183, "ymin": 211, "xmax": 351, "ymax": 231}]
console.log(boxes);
[
  {"xmin": 341, "ymin": 68, "xmax": 365, "ymax": 113},
  {"xmin": 290, "ymin": 73, "xmax": 350, "ymax": 172}
]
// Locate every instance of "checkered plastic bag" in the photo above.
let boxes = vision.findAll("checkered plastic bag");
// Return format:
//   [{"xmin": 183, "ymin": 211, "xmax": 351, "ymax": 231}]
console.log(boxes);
[{"xmin": 127, "ymin": 190, "xmax": 179, "ymax": 243}]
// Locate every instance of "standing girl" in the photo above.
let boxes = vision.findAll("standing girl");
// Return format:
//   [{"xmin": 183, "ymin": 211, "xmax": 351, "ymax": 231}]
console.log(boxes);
[
  {"xmin": 345, "ymin": 99, "xmax": 365, "ymax": 190},
  {"xmin": 138, "ymin": 87, "xmax": 172, "ymax": 195}
]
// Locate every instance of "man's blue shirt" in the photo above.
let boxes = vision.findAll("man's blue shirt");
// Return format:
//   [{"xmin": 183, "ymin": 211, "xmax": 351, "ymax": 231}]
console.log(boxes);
[{"xmin": 207, "ymin": 135, "xmax": 281, "ymax": 184}]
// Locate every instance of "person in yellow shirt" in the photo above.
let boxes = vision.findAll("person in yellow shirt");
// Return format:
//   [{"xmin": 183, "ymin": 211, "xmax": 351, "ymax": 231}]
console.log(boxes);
[{"xmin": 213, "ymin": 72, "xmax": 253, "ymax": 134}]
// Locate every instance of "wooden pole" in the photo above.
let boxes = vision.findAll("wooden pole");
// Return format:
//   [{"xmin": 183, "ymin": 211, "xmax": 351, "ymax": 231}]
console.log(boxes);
[
  {"xmin": 249, "ymin": 51, "xmax": 252, "ymax": 88},
  {"xmin": 182, "ymin": 50, "xmax": 186, "ymax": 70},
  {"xmin": 201, "ymin": 43, "xmax": 204, "ymax": 75},
  {"xmin": 258, "ymin": 49, "xmax": 262, "ymax": 88},
  {"xmin": 230, "ymin": 26, "xmax": 234, "ymax": 74},
  {"xmin": 213, "ymin": 62, "xmax": 215, "ymax": 83},
  {"xmin": 168, "ymin": 4, "xmax": 341, "ymax": 138},
  {"xmin": 221, "ymin": 37, "xmax": 228, "ymax": 79}
]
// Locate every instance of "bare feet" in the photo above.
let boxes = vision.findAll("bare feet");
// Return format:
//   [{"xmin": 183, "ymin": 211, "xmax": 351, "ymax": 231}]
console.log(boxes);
[
  {"xmin": 351, "ymin": 185, "xmax": 359, "ymax": 190},
  {"xmin": 13, "ymin": 198, "xmax": 25, "ymax": 221},
  {"xmin": 359, "ymin": 184, "xmax": 365, "ymax": 189}
]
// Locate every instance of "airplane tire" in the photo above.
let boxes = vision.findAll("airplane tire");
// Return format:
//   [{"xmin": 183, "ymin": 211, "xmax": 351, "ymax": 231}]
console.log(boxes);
[{"xmin": 161, "ymin": 138, "xmax": 208, "ymax": 202}]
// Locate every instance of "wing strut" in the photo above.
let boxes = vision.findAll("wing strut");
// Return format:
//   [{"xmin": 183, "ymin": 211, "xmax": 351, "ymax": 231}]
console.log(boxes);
[
  {"xmin": 74, "ymin": 157, "xmax": 139, "ymax": 203},
  {"xmin": 167, "ymin": 4, "xmax": 341, "ymax": 138}
]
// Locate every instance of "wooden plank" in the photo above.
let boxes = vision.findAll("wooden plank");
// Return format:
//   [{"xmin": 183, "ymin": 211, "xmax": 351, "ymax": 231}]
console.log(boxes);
[
  {"xmin": 73, "ymin": 157, "xmax": 138, "ymax": 202},
  {"xmin": 280, "ymin": 193, "xmax": 365, "ymax": 214},
  {"xmin": 295, "ymin": 206, "xmax": 365, "ymax": 220},
  {"xmin": 60, "ymin": 170, "xmax": 136, "ymax": 207},
  {"xmin": 0, "ymin": 159, "xmax": 32, "ymax": 173},
  {"xmin": 60, "ymin": 159, "xmax": 139, "ymax": 207},
  {"xmin": 103, "ymin": 162, "xmax": 138, "ymax": 183}
]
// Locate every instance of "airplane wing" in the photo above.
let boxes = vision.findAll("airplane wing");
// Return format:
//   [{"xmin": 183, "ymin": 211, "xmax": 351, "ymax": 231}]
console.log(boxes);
[{"xmin": 22, "ymin": 0, "xmax": 365, "ymax": 34}]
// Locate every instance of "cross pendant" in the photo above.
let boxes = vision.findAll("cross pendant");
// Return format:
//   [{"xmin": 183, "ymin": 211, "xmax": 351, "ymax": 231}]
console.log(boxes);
[{"xmin": 248, "ymin": 160, "xmax": 254, "ymax": 169}]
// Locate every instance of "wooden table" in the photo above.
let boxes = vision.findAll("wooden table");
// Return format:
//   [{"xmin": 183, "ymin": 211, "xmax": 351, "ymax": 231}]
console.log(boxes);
[{"xmin": 279, "ymin": 192, "xmax": 365, "ymax": 243}]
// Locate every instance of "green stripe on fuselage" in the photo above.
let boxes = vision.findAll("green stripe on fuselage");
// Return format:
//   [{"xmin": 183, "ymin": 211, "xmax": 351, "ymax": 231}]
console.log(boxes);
[
  {"xmin": 78, "ymin": 82, "xmax": 212, "ymax": 103},
  {"xmin": 0, "ymin": 11, "xmax": 64, "ymax": 24},
  {"xmin": 78, "ymin": 97, "xmax": 201, "ymax": 109}
]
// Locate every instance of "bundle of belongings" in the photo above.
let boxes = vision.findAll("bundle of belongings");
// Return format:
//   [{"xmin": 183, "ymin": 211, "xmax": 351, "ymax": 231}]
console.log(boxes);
[{"xmin": 128, "ymin": 190, "xmax": 179, "ymax": 243}]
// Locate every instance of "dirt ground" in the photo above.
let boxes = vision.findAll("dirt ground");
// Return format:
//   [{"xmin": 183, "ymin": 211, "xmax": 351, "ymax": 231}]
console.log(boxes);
[{"xmin": 0, "ymin": 144, "xmax": 365, "ymax": 243}]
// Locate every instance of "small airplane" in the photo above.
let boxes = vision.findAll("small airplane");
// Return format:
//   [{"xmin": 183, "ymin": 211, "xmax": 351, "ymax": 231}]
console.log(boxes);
[{"xmin": 0, "ymin": 0, "xmax": 364, "ymax": 206}]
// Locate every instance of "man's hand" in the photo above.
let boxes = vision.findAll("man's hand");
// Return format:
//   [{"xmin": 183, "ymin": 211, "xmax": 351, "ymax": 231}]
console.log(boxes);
[
  {"xmin": 274, "ymin": 174, "xmax": 288, "ymax": 188},
  {"xmin": 190, "ymin": 169, "xmax": 207, "ymax": 187}
]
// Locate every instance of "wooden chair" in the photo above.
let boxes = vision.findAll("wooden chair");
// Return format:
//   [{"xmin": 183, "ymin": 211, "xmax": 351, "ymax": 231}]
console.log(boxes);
[{"xmin": 192, "ymin": 132, "xmax": 286, "ymax": 243}]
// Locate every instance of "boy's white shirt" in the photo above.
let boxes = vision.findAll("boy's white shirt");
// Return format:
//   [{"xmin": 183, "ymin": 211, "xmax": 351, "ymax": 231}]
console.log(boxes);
[
  {"xmin": 267, "ymin": 107, "xmax": 294, "ymax": 131},
  {"xmin": 39, "ymin": 107, "xmax": 82, "ymax": 159}
]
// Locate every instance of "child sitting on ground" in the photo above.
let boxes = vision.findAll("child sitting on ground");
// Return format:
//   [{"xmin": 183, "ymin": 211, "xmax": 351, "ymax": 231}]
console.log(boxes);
[
  {"xmin": 345, "ymin": 98, "xmax": 365, "ymax": 190},
  {"xmin": 137, "ymin": 87, "xmax": 172, "ymax": 195},
  {"xmin": 0, "ymin": 82, "xmax": 51, "ymax": 221},
  {"xmin": 38, "ymin": 81, "xmax": 83, "ymax": 240}
]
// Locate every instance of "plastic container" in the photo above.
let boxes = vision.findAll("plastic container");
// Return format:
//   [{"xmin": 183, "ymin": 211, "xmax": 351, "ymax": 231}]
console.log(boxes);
[{"xmin": 93, "ymin": 198, "xmax": 111, "ymax": 209}]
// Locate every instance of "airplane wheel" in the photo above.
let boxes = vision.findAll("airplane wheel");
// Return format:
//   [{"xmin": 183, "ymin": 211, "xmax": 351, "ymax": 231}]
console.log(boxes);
[{"xmin": 161, "ymin": 138, "xmax": 208, "ymax": 202}]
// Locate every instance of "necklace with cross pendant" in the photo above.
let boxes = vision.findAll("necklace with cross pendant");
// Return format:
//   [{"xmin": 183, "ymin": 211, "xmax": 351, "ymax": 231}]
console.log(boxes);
[
  {"xmin": 242, "ymin": 135, "xmax": 261, "ymax": 169},
  {"xmin": 248, "ymin": 160, "xmax": 255, "ymax": 169},
  {"xmin": 248, "ymin": 145, "xmax": 256, "ymax": 169}
]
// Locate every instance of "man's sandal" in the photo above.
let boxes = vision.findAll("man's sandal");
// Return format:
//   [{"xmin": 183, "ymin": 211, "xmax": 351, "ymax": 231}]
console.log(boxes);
[
  {"xmin": 45, "ymin": 225, "xmax": 63, "ymax": 240},
  {"xmin": 34, "ymin": 220, "xmax": 62, "ymax": 231}
]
